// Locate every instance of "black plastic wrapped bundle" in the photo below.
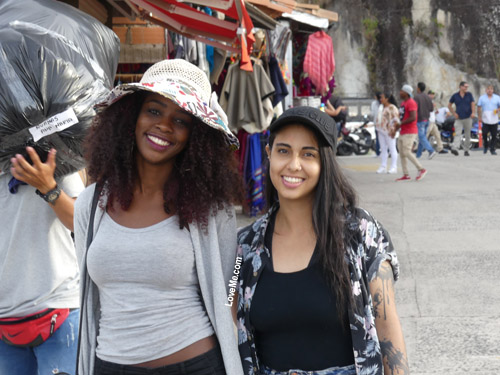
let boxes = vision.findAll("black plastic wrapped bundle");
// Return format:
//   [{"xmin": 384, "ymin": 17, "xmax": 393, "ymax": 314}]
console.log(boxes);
[{"xmin": 0, "ymin": 0, "xmax": 120, "ymax": 178}]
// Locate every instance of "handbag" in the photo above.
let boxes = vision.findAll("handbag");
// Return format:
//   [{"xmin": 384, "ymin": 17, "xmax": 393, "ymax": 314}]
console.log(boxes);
[{"xmin": 0, "ymin": 308, "xmax": 69, "ymax": 347}]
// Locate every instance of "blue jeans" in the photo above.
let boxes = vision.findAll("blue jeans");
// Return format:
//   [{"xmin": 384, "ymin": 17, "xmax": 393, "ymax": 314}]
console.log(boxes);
[
  {"xmin": 260, "ymin": 364, "xmax": 356, "ymax": 375},
  {"xmin": 0, "ymin": 309, "xmax": 79, "ymax": 375},
  {"xmin": 416, "ymin": 121, "xmax": 435, "ymax": 157}
]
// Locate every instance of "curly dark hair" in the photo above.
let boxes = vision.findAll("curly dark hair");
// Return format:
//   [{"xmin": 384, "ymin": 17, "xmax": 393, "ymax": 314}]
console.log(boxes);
[{"xmin": 84, "ymin": 91, "xmax": 244, "ymax": 228}]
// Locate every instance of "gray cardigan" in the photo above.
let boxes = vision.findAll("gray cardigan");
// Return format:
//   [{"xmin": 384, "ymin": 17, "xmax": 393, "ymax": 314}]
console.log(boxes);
[{"xmin": 74, "ymin": 183, "xmax": 243, "ymax": 375}]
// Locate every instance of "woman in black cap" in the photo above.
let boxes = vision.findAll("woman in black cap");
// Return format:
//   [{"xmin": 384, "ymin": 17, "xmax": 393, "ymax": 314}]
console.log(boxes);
[{"xmin": 236, "ymin": 107, "xmax": 408, "ymax": 375}]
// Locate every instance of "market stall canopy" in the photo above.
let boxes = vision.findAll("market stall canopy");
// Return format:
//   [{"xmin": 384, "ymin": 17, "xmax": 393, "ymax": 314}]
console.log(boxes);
[
  {"xmin": 246, "ymin": 0, "xmax": 294, "ymax": 17},
  {"xmin": 245, "ymin": 2, "xmax": 278, "ymax": 30},
  {"xmin": 104, "ymin": 0, "xmax": 337, "ymax": 68},
  {"xmin": 108, "ymin": 0, "xmax": 255, "ymax": 70},
  {"xmin": 282, "ymin": 9, "xmax": 331, "ymax": 29},
  {"xmin": 246, "ymin": 0, "xmax": 337, "ymax": 29}
]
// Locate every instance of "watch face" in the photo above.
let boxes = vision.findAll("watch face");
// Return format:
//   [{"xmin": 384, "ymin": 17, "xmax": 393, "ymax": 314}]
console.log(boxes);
[
  {"xmin": 47, "ymin": 190, "xmax": 60, "ymax": 203},
  {"xmin": 48, "ymin": 192, "xmax": 58, "ymax": 201}
]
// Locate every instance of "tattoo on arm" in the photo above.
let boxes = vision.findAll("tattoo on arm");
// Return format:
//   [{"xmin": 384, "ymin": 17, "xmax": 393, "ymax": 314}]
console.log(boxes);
[
  {"xmin": 372, "ymin": 290, "xmax": 383, "ymax": 319},
  {"xmin": 380, "ymin": 339, "xmax": 410, "ymax": 375},
  {"xmin": 373, "ymin": 263, "xmax": 394, "ymax": 320}
]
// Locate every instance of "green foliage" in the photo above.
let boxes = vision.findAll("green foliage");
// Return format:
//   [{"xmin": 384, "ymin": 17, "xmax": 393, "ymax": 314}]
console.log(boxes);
[
  {"xmin": 432, "ymin": 17, "xmax": 445, "ymax": 29},
  {"xmin": 362, "ymin": 16, "xmax": 380, "ymax": 89},
  {"xmin": 362, "ymin": 17, "xmax": 379, "ymax": 41},
  {"xmin": 432, "ymin": 17, "xmax": 445, "ymax": 37},
  {"xmin": 413, "ymin": 20, "xmax": 435, "ymax": 46},
  {"xmin": 401, "ymin": 16, "xmax": 412, "ymax": 27},
  {"xmin": 412, "ymin": 18, "xmax": 445, "ymax": 46}
]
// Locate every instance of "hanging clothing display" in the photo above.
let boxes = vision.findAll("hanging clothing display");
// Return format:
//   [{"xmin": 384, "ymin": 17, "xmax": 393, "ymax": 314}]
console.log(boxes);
[
  {"xmin": 247, "ymin": 133, "xmax": 265, "ymax": 215},
  {"xmin": 236, "ymin": 130, "xmax": 268, "ymax": 216},
  {"xmin": 166, "ymin": 19, "xmax": 339, "ymax": 216},
  {"xmin": 268, "ymin": 23, "xmax": 292, "ymax": 62},
  {"xmin": 299, "ymin": 75, "xmax": 336, "ymax": 104},
  {"xmin": 206, "ymin": 44, "xmax": 214, "ymax": 73},
  {"xmin": 268, "ymin": 56, "xmax": 288, "ymax": 107},
  {"xmin": 174, "ymin": 34, "xmax": 185, "ymax": 59},
  {"xmin": 292, "ymin": 32, "xmax": 308, "ymax": 86},
  {"xmin": 197, "ymin": 41, "xmax": 210, "ymax": 78},
  {"xmin": 112, "ymin": 3, "xmax": 337, "ymax": 218},
  {"xmin": 184, "ymin": 36, "xmax": 197, "ymax": 63},
  {"xmin": 210, "ymin": 48, "xmax": 227, "ymax": 85},
  {"xmin": 302, "ymin": 31, "xmax": 336, "ymax": 95},
  {"xmin": 236, "ymin": 130, "xmax": 249, "ymax": 176},
  {"xmin": 220, "ymin": 58, "xmax": 275, "ymax": 134}
]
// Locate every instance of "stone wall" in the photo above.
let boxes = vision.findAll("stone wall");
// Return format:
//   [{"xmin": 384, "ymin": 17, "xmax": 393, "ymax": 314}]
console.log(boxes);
[{"xmin": 324, "ymin": 0, "xmax": 500, "ymax": 103}]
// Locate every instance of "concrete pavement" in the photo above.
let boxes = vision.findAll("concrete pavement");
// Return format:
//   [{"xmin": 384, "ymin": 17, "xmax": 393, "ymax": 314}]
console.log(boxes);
[
  {"xmin": 341, "ymin": 150, "xmax": 500, "ymax": 375},
  {"xmin": 237, "ymin": 149, "xmax": 500, "ymax": 374}
]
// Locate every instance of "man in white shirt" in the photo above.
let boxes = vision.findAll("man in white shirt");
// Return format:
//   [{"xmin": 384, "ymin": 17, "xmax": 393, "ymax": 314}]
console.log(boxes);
[
  {"xmin": 477, "ymin": 84, "xmax": 500, "ymax": 155},
  {"xmin": 435, "ymin": 107, "xmax": 452, "ymax": 124}
]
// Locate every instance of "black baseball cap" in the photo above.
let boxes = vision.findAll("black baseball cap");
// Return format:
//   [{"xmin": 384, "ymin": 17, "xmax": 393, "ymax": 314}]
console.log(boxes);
[{"xmin": 268, "ymin": 106, "xmax": 337, "ymax": 149}]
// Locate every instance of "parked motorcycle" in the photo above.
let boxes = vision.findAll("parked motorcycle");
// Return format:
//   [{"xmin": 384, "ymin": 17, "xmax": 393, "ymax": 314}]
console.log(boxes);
[
  {"xmin": 430, "ymin": 116, "xmax": 481, "ymax": 150},
  {"xmin": 336, "ymin": 123, "xmax": 356, "ymax": 156},
  {"xmin": 430, "ymin": 117, "xmax": 455, "ymax": 150},
  {"xmin": 349, "ymin": 116, "xmax": 374, "ymax": 155},
  {"xmin": 336, "ymin": 116, "xmax": 373, "ymax": 156}
]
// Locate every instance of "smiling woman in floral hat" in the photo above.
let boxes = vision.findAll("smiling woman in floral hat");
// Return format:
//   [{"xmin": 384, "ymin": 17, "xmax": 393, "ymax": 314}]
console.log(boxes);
[
  {"xmin": 73, "ymin": 59, "xmax": 244, "ymax": 375},
  {"xmin": 236, "ymin": 107, "xmax": 409, "ymax": 375}
]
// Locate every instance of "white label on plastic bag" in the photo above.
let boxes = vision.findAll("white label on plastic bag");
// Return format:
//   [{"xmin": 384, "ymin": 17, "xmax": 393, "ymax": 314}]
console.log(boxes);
[{"xmin": 29, "ymin": 108, "xmax": 79, "ymax": 142}]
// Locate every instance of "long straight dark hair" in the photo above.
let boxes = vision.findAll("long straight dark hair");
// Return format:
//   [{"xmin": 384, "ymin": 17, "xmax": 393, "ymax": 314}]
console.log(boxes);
[{"xmin": 265, "ymin": 126, "xmax": 358, "ymax": 322}]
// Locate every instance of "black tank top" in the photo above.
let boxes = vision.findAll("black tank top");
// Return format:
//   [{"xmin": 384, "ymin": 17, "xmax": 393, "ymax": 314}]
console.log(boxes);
[{"xmin": 249, "ymin": 212, "xmax": 355, "ymax": 371}]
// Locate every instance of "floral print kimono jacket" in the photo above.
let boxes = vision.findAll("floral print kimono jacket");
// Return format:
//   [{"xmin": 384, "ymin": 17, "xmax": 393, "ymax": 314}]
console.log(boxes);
[{"xmin": 236, "ymin": 205, "xmax": 400, "ymax": 375}]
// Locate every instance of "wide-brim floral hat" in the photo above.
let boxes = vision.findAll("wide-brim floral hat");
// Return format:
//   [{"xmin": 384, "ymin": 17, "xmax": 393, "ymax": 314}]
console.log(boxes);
[{"xmin": 97, "ymin": 59, "xmax": 239, "ymax": 149}]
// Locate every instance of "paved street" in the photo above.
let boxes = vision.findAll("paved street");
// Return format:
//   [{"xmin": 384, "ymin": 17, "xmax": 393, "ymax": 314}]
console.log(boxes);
[{"xmin": 238, "ymin": 149, "xmax": 500, "ymax": 374}]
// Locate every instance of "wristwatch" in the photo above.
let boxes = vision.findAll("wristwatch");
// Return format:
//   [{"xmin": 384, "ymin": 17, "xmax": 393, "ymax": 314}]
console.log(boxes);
[{"xmin": 36, "ymin": 185, "xmax": 61, "ymax": 204}]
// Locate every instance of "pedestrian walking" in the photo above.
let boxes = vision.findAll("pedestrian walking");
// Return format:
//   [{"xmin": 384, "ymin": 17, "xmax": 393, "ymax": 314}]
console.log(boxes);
[
  {"xmin": 236, "ymin": 107, "xmax": 409, "ymax": 375},
  {"xmin": 376, "ymin": 92, "xmax": 399, "ymax": 174},
  {"xmin": 477, "ymin": 84, "xmax": 500, "ymax": 155},
  {"xmin": 371, "ymin": 92, "xmax": 382, "ymax": 156},
  {"xmin": 73, "ymin": 59, "xmax": 244, "ymax": 375},
  {"xmin": 414, "ymin": 83, "xmax": 437, "ymax": 159},
  {"xmin": 394, "ymin": 84, "xmax": 427, "ymax": 181},
  {"xmin": 448, "ymin": 81, "xmax": 476, "ymax": 156},
  {"xmin": 0, "ymin": 149, "xmax": 84, "ymax": 375}
]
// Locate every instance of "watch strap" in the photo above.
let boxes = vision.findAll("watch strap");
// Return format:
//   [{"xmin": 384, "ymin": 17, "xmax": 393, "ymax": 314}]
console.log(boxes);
[{"xmin": 35, "ymin": 185, "xmax": 61, "ymax": 204}]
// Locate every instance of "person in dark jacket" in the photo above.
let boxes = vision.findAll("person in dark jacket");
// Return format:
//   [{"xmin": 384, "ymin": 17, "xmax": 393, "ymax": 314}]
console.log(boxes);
[
  {"xmin": 414, "ymin": 82, "xmax": 437, "ymax": 159},
  {"xmin": 448, "ymin": 81, "xmax": 476, "ymax": 156}
]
